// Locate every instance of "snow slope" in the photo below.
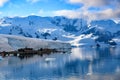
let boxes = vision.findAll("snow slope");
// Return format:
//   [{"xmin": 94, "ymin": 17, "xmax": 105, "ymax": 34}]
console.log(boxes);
[
  {"xmin": 69, "ymin": 34, "xmax": 96, "ymax": 47},
  {"xmin": 0, "ymin": 34, "xmax": 71, "ymax": 52}
]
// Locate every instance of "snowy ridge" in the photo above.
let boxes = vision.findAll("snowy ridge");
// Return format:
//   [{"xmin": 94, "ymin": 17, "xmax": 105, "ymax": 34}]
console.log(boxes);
[{"xmin": 0, "ymin": 34, "xmax": 71, "ymax": 52}]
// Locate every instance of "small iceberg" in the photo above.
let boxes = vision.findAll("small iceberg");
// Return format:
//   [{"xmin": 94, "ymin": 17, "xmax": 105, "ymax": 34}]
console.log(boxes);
[{"xmin": 45, "ymin": 58, "xmax": 56, "ymax": 62}]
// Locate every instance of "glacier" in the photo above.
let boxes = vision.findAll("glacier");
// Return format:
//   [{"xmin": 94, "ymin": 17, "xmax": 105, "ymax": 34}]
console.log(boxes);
[{"xmin": 0, "ymin": 34, "xmax": 71, "ymax": 52}]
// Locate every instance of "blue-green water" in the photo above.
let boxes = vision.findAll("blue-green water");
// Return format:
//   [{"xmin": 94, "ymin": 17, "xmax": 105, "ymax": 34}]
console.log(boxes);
[{"xmin": 0, "ymin": 47, "xmax": 120, "ymax": 80}]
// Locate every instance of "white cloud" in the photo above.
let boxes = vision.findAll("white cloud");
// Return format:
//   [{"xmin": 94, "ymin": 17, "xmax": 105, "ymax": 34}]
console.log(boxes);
[
  {"xmin": 53, "ymin": 9, "xmax": 81, "ymax": 18},
  {"xmin": 68, "ymin": 0, "xmax": 120, "ymax": 8},
  {"xmin": 27, "ymin": 0, "xmax": 40, "ymax": 3},
  {"xmin": 53, "ymin": 8, "xmax": 120, "ymax": 20},
  {"xmin": 68, "ymin": 0, "xmax": 105, "ymax": 6},
  {"xmin": 84, "ymin": 9, "xmax": 120, "ymax": 20},
  {"xmin": 54, "ymin": 0, "xmax": 120, "ymax": 20},
  {"xmin": 0, "ymin": 0, "xmax": 9, "ymax": 7}
]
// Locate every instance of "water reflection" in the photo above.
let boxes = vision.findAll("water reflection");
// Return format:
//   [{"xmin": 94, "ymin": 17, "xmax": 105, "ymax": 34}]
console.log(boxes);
[{"xmin": 0, "ymin": 47, "xmax": 120, "ymax": 80}]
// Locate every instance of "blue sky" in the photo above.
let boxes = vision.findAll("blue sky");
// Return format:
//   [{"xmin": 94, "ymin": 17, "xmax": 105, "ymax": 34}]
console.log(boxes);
[
  {"xmin": 0, "ymin": 0, "xmax": 120, "ymax": 20},
  {"xmin": 0, "ymin": 0, "xmax": 81, "ymax": 17}
]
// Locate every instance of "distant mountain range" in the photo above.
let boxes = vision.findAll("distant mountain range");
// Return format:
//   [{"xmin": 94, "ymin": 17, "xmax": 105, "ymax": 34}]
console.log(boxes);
[{"xmin": 0, "ymin": 15, "xmax": 120, "ymax": 46}]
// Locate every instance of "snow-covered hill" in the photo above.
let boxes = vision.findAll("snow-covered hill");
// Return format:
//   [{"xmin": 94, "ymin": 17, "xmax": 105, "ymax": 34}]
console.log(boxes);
[
  {"xmin": 0, "ymin": 34, "xmax": 71, "ymax": 52},
  {"xmin": 0, "ymin": 15, "xmax": 120, "ymax": 46}
]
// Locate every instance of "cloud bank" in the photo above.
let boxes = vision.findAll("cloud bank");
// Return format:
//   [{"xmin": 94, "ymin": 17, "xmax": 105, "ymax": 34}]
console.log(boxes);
[
  {"xmin": 68, "ymin": 0, "xmax": 120, "ymax": 7},
  {"xmin": 54, "ymin": 0, "xmax": 120, "ymax": 20}
]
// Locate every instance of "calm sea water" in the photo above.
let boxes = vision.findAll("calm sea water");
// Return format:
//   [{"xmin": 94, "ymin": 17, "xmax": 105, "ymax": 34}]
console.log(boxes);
[{"xmin": 0, "ymin": 47, "xmax": 120, "ymax": 80}]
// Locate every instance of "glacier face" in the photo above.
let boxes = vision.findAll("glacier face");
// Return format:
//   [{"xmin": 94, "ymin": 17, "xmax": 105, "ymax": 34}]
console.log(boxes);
[
  {"xmin": 0, "ymin": 34, "xmax": 71, "ymax": 52},
  {"xmin": 0, "ymin": 15, "xmax": 120, "ymax": 46}
]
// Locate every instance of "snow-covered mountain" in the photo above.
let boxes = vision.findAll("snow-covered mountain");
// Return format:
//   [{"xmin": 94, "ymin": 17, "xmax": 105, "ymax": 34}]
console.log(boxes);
[
  {"xmin": 0, "ymin": 15, "xmax": 120, "ymax": 46},
  {"xmin": 70, "ymin": 19, "xmax": 120, "ymax": 46},
  {"xmin": 0, "ymin": 34, "xmax": 71, "ymax": 52},
  {"xmin": 0, "ymin": 16, "xmax": 87, "ymax": 41},
  {"xmin": 81, "ymin": 20, "xmax": 120, "ymax": 45}
]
